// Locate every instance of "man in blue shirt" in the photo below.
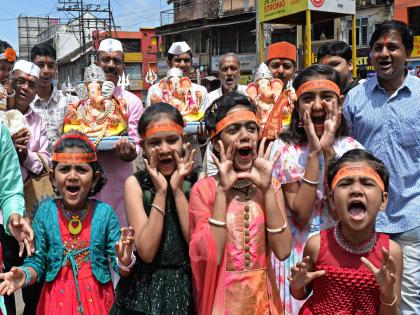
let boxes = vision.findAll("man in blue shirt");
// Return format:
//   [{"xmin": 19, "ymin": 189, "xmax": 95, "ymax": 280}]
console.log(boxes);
[{"xmin": 344, "ymin": 20, "xmax": 420, "ymax": 315}]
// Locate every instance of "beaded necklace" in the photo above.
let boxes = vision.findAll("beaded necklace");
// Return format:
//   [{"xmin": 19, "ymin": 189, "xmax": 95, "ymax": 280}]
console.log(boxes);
[
  {"xmin": 233, "ymin": 179, "xmax": 253, "ymax": 189},
  {"xmin": 334, "ymin": 222, "xmax": 377, "ymax": 255}
]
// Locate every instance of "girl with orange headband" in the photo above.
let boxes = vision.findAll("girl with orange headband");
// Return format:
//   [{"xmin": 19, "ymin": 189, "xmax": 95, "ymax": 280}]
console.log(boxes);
[
  {"xmin": 0, "ymin": 131, "xmax": 136, "ymax": 315},
  {"xmin": 289, "ymin": 149, "xmax": 402, "ymax": 314},
  {"xmin": 189, "ymin": 91, "xmax": 291, "ymax": 314},
  {"xmin": 110, "ymin": 103, "xmax": 197, "ymax": 314},
  {"xmin": 269, "ymin": 64, "xmax": 364, "ymax": 314}
]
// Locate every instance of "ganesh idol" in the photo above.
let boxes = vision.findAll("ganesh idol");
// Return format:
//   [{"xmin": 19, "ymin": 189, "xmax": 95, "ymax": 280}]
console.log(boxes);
[
  {"xmin": 149, "ymin": 67, "xmax": 204, "ymax": 123},
  {"xmin": 63, "ymin": 64, "xmax": 128, "ymax": 145},
  {"xmin": 246, "ymin": 62, "xmax": 296, "ymax": 140}
]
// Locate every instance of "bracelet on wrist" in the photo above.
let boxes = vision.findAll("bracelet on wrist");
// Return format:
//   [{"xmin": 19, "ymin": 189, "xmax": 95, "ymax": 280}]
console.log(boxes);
[
  {"xmin": 208, "ymin": 217, "xmax": 227, "ymax": 227},
  {"xmin": 151, "ymin": 203, "xmax": 165, "ymax": 216},
  {"xmin": 380, "ymin": 293, "xmax": 397, "ymax": 307},
  {"xmin": 301, "ymin": 176, "xmax": 319, "ymax": 186},
  {"xmin": 19, "ymin": 266, "xmax": 31, "ymax": 288},
  {"xmin": 117, "ymin": 252, "xmax": 136, "ymax": 272},
  {"xmin": 266, "ymin": 221, "xmax": 288, "ymax": 234}
]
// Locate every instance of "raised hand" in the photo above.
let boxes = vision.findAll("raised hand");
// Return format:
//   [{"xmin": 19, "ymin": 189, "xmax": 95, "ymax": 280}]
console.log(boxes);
[
  {"xmin": 288, "ymin": 256, "xmax": 326, "ymax": 290},
  {"xmin": 361, "ymin": 247, "xmax": 397, "ymax": 298},
  {"xmin": 211, "ymin": 140, "xmax": 238, "ymax": 192},
  {"xmin": 0, "ymin": 267, "xmax": 26, "ymax": 296},
  {"xmin": 8, "ymin": 214, "xmax": 34, "ymax": 257},
  {"xmin": 302, "ymin": 111, "xmax": 321, "ymax": 154},
  {"xmin": 319, "ymin": 102, "xmax": 341, "ymax": 151},
  {"xmin": 144, "ymin": 147, "xmax": 168, "ymax": 193},
  {"xmin": 115, "ymin": 226, "xmax": 135, "ymax": 267},
  {"xmin": 237, "ymin": 138, "xmax": 280, "ymax": 193},
  {"xmin": 170, "ymin": 143, "xmax": 196, "ymax": 191},
  {"xmin": 115, "ymin": 137, "xmax": 137, "ymax": 162}
]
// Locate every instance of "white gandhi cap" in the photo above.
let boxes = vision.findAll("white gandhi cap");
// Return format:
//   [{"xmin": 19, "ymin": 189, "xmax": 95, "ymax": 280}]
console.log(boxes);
[
  {"xmin": 12, "ymin": 60, "xmax": 40, "ymax": 78},
  {"xmin": 98, "ymin": 38, "xmax": 123, "ymax": 52},
  {"xmin": 168, "ymin": 41, "xmax": 191, "ymax": 55}
]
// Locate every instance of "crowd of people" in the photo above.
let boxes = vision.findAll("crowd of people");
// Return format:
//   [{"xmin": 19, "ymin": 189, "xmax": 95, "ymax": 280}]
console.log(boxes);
[{"xmin": 0, "ymin": 18, "xmax": 418, "ymax": 315}]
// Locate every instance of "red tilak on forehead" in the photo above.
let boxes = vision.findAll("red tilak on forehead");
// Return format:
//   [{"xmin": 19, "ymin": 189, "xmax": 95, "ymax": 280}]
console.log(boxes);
[{"xmin": 383, "ymin": 36, "xmax": 389, "ymax": 46}]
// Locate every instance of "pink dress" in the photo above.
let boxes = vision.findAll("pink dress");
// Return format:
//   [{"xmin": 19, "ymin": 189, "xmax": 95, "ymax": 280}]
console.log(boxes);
[
  {"xmin": 36, "ymin": 207, "xmax": 114, "ymax": 315},
  {"xmin": 269, "ymin": 137, "xmax": 363, "ymax": 314},
  {"xmin": 189, "ymin": 177, "xmax": 282, "ymax": 315}
]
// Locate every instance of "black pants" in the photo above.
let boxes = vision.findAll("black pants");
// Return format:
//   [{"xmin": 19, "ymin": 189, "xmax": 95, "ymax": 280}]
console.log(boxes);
[{"xmin": 0, "ymin": 224, "xmax": 43, "ymax": 315}]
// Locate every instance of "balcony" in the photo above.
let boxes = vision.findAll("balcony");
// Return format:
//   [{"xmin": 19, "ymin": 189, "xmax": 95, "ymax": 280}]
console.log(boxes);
[{"xmin": 161, "ymin": 0, "xmax": 254, "ymax": 26}]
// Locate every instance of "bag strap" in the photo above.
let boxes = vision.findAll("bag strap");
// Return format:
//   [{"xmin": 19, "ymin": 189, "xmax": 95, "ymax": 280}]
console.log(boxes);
[{"xmin": 36, "ymin": 153, "xmax": 51, "ymax": 173}]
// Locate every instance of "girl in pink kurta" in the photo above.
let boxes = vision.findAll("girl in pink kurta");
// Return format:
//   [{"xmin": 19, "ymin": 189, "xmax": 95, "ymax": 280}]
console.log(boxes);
[{"xmin": 189, "ymin": 92, "xmax": 292, "ymax": 314}]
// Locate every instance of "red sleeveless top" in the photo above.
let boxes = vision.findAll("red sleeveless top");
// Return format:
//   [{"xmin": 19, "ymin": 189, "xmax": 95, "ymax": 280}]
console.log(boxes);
[{"xmin": 299, "ymin": 226, "xmax": 389, "ymax": 315}]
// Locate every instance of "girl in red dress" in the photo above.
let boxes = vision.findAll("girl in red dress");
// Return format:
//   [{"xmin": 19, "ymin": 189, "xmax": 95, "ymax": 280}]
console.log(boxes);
[
  {"xmin": 0, "ymin": 132, "xmax": 135, "ymax": 315},
  {"xmin": 289, "ymin": 149, "xmax": 403, "ymax": 315}
]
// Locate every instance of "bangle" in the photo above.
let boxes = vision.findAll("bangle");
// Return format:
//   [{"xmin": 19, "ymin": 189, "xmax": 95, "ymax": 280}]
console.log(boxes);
[
  {"xmin": 302, "ymin": 176, "xmax": 319, "ymax": 185},
  {"xmin": 7, "ymin": 89, "xmax": 15, "ymax": 98},
  {"xmin": 117, "ymin": 252, "xmax": 136, "ymax": 272},
  {"xmin": 19, "ymin": 267, "xmax": 31, "ymax": 287},
  {"xmin": 151, "ymin": 203, "xmax": 165, "ymax": 216},
  {"xmin": 380, "ymin": 293, "xmax": 397, "ymax": 307},
  {"xmin": 266, "ymin": 221, "xmax": 288, "ymax": 234},
  {"xmin": 208, "ymin": 217, "xmax": 227, "ymax": 227}
]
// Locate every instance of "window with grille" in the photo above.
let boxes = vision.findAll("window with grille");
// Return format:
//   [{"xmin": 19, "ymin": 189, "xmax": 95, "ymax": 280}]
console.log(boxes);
[{"xmin": 347, "ymin": 17, "xmax": 369, "ymax": 47}]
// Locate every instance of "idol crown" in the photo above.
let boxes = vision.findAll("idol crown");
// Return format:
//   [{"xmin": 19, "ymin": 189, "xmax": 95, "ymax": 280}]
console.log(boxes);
[
  {"xmin": 254, "ymin": 63, "xmax": 273, "ymax": 82},
  {"xmin": 84, "ymin": 64, "xmax": 105, "ymax": 83}
]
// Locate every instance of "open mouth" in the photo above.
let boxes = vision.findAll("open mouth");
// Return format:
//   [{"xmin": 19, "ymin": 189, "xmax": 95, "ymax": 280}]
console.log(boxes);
[
  {"xmin": 159, "ymin": 157, "xmax": 173, "ymax": 167},
  {"xmin": 348, "ymin": 201, "xmax": 367, "ymax": 221},
  {"xmin": 225, "ymin": 77, "xmax": 234, "ymax": 85},
  {"xmin": 237, "ymin": 147, "xmax": 252, "ymax": 161},
  {"xmin": 66, "ymin": 185, "xmax": 81, "ymax": 195},
  {"xmin": 378, "ymin": 60, "xmax": 392, "ymax": 69},
  {"xmin": 311, "ymin": 115, "xmax": 326, "ymax": 129}
]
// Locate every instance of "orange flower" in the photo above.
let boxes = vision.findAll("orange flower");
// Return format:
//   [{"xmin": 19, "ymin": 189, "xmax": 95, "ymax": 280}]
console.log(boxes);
[{"xmin": 2, "ymin": 48, "xmax": 17, "ymax": 63}]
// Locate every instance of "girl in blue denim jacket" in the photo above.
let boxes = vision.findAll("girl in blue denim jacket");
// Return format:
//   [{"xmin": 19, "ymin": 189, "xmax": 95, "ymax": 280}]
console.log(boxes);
[{"xmin": 0, "ymin": 131, "xmax": 135, "ymax": 315}]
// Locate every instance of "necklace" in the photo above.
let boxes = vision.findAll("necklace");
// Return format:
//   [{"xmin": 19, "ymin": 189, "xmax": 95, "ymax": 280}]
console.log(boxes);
[
  {"xmin": 233, "ymin": 179, "xmax": 253, "ymax": 189},
  {"xmin": 58, "ymin": 200, "xmax": 92, "ymax": 236},
  {"xmin": 334, "ymin": 222, "xmax": 376, "ymax": 255}
]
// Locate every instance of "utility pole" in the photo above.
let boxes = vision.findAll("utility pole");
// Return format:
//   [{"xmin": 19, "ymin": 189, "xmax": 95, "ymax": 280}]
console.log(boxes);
[{"xmin": 57, "ymin": 0, "xmax": 116, "ymax": 67}]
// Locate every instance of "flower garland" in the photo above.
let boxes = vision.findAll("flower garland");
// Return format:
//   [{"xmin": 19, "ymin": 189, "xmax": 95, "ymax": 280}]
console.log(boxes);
[{"xmin": 0, "ymin": 48, "xmax": 17, "ymax": 63}]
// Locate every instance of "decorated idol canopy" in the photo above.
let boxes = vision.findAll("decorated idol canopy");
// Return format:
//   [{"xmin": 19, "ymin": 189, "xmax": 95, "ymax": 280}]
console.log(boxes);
[
  {"xmin": 63, "ymin": 64, "xmax": 131, "ymax": 149},
  {"xmin": 257, "ymin": 0, "xmax": 356, "ymax": 71}
]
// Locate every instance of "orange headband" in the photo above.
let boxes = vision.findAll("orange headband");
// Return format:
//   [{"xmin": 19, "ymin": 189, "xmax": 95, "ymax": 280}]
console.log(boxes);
[
  {"xmin": 52, "ymin": 152, "xmax": 97, "ymax": 163},
  {"xmin": 296, "ymin": 79, "xmax": 341, "ymax": 99},
  {"xmin": 331, "ymin": 166, "xmax": 385, "ymax": 191},
  {"xmin": 211, "ymin": 110, "xmax": 260, "ymax": 138},
  {"xmin": 143, "ymin": 121, "xmax": 183, "ymax": 139}
]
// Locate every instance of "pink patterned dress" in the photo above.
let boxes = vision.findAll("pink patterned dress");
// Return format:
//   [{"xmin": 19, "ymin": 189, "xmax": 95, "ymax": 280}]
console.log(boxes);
[
  {"xmin": 269, "ymin": 137, "xmax": 363, "ymax": 314},
  {"xmin": 190, "ymin": 176, "xmax": 282, "ymax": 315}
]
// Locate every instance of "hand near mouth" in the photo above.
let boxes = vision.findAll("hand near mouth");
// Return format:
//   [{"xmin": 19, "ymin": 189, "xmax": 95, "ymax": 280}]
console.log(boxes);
[
  {"xmin": 211, "ymin": 140, "xmax": 238, "ymax": 192},
  {"xmin": 144, "ymin": 147, "xmax": 168, "ymax": 193},
  {"xmin": 170, "ymin": 143, "xmax": 196, "ymax": 191},
  {"xmin": 303, "ymin": 111, "xmax": 322, "ymax": 154},
  {"xmin": 237, "ymin": 138, "xmax": 280, "ymax": 193},
  {"xmin": 320, "ymin": 102, "xmax": 341, "ymax": 152}
]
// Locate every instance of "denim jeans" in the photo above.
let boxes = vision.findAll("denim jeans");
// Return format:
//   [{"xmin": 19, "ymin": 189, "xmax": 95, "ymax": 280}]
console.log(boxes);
[{"xmin": 391, "ymin": 226, "xmax": 420, "ymax": 315}]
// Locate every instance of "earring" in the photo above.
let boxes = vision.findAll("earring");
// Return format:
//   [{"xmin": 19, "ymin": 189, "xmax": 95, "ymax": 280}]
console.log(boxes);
[
  {"xmin": 53, "ymin": 185, "xmax": 60, "ymax": 197},
  {"xmin": 298, "ymin": 120, "xmax": 303, "ymax": 128}
]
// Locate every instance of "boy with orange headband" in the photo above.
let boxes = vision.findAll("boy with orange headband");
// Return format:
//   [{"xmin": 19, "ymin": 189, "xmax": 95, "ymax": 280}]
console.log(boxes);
[
  {"xmin": 289, "ymin": 148, "xmax": 402, "ymax": 315},
  {"xmin": 189, "ymin": 92, "xmax": 291, "ymax": 314}
]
